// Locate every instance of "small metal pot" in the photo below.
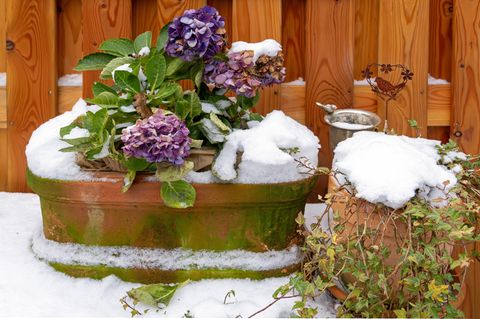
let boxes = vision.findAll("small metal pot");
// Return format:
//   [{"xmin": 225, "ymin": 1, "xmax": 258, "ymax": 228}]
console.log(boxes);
[{"xmin": 318, "ymin": 103, "xmax": 381, "ymax": 151}]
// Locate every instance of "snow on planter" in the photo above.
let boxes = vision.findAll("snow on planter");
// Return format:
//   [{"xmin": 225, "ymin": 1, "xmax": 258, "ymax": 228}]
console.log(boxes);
[
  {"xmin": 212, "ymin": 110, "xmax": 320, "ymax": 183},
  {"xmin": 229, "ymin": 39, "xmax": 282, "ymax": 62},
  {"xmin": 333, "ymin": 131, "xmax": 459, "ymax": 209}
]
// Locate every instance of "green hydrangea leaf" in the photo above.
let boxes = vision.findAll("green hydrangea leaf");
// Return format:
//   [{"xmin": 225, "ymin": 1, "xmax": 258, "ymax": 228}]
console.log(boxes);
[
  {"xmin": 92, "ymin": 82, "xmax": 117, "ymax": 96},
  {"xmin": 210, "ymin": 113, "xmax": 231, "ymax": 133},
  {"xmin": 114, "ymin": 70, "xmax": 141, "ymax": 93},
  {"xmin": 198, "ymin": 118, "xmax": 227, "ymax": 144},
  {"xmin": 134, "ymin": 31, "xmax": 152, "ymax": 53},
  {"xmin": 156, "ymin": 23, "xmax": 170, "ymax": 52},
  {"xmin": 156, "ymin": 161, "xmax": 194, "ymax": 182},
  {"xmin": 100, "ymin": 56, "xmax": 135, "ymax": 80},
  {"xmin": 74, "ymin": 52, "xmax": 116, "ymax": 71},
  {"xmin": 161, "ymin": 180, "xmax": 196, "ymax": 208},
  {"xmin": 83, "ymin": 108, "xmax": 109, "ymax": 134},
  {"xmin": 127, "ymin": 280, "xmax": 190, "ymax": 308},
  {"xmin": 85, "ymin": 91, "xmax": 119, "ymax": 109},
  {"xmin": 99, "ymin": 38, "xmax": 134, "ymax": 57},
  {"xmin": 122, "ymin": 170, "xmax": 136, "ymax": 193},
  {"xmin": 145, "ymin": 53, "xmax": 166, "ymax": 91},
  {"xmin": 122, "ymin": 157, "xmax": 150, "ymax": 171}
]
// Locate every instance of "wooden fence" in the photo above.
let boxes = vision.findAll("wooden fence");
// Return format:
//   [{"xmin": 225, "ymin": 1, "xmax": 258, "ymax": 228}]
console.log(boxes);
[{"xmin": 0, "ymin": 0, "xmax": 479, "ymax": 316}]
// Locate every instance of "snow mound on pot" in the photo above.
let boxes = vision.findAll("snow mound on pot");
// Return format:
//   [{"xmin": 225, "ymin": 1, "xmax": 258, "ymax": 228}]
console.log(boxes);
[
  {"xmin": 333, "ymin": 131, "xmax": 457, "ymax": 209},
  {"xmin": 212, "ymin": 110, "xmax": 320, "ymax": 184},
  {"xmin": 26, "ymin": 99, "xmax": 105, "ymax": 181}
]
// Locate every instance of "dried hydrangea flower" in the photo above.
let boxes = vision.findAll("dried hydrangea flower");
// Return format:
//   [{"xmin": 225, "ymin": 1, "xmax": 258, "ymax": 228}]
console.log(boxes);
[
  {"xmin": 165, "ymin": 6, "xmax": 226, "ymax": 61},
  {"xmin": 121, "ymin": 111, "xmax": 191, "ymax": 165},
  {"xmin": 204, "ymin": 51, "xmax": 261, "ymax": 98},
  {"xmin": 254, "ymin": 52, "xmax": 286, "ymax": 86}
]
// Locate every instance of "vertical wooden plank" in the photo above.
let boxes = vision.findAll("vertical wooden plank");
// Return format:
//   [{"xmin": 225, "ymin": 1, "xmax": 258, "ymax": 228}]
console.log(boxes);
[
  {"xmin": 133, "ymin": 0, "xmax": 160, "ymax": 39},
  {"xmin": 208, "ymin": 0, "xmax": 232, "ymax": 41},
  {"xmin": 427, "ymin": 126, "xmax": 450, "ymax": 143},
  {"xmin": 0, "ymin": 0, "xmax": 6, "ymax": 191},
  {"xmin": 231, "ymin": 0, "xmax": 282, "ymax": 115},
  {"xmin": 282, "ymin": 0, "xmax": 305, "ymax": 82},
  {"xmin": 451, "ymin": 0, "xmax": 480, "ymax": 155},
  {"xmin": 6, "ymin": 0, "xmax": 57, "ymax": 192},
  {"xmin": 378, "ymin": 0, "xmax": 429, "ymax": 137},
  {"xmin": 429, "ymin": 0, "xmax": 453, "ymax": 81},
  {"xmin": 58, "ymin": 0, "xmax": 83, "ymax": 76},
  {"xmin": 305, "ymin": 0, "xmax": 355, "ymax": 194},
  {"xmin": 452, "ymin": 2, "xmax": 480, "ymax": 314},
  {"xmin": 354, "ymin": 0, "xmax": 379, "ymax": 80},
  {"xmin": 156, "ymin": 0, "xmax": 206, "ymax": 90},
  {"xmin": 82, "ymin": 0, "xmax": 132, "ymax": 98}
]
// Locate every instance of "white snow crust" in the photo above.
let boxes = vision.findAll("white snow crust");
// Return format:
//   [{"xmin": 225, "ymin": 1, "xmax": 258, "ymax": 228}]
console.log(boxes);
[
  {"xmin": 333, "ymin": 131, "xmax": 458, "ymax": 209},
  {"xmin": 229, "ymin": 39, "xmax": 282, "ymax": 62},
  {"xmin": 0, "ymin": 72, "xmax": 6, "ymax": 86},
  {"xmin": 58, "ymin": 73, "xmax": 83, "ymax": 86},
  {"xmin": 212, "ymin": 110, "xmax": 320, "ymax": 183},
  {"xmin": 0, "ymin": 192, "xmax": 336, "ymax": 317},
  {"xmin": 331, "ymin": 122, "xmax": 372, "ymax": 130}
]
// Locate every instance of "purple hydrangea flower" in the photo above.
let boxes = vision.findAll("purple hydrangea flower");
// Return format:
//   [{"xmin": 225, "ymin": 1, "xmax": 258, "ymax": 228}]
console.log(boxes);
[
  {"xmin": 165, "ymin": 6, "xmax": 226, "ymax": 62},
  {"xmin": 204, "ymin": 51, "xmax": 261, "ymax": 98},
  {"xmin": 121, "ymin": 111, "xmax": 191, "ymax": 165}
]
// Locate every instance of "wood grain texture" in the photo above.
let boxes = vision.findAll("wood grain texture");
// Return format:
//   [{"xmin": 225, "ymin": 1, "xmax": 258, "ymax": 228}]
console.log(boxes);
[
  {"xmin": 427, "ymin": 83, "xmax": 451, "ymax": 126},
  {"xmin": 208, "ymin": 0, "xmax": 232, "ymax": 41},
  {"xmin": 378, "ymin": 0, "xmax": 429, "ymax": 136},
  {"xmin": 6, "ymin": 0, "xmax": 57, "ymax": 192},
  {"xmin": 232, "ymin": 0, "xmax": 282, "ymax": 115},
  {"xmin": 429, "ymin": 0, "xmax": 453, "ymax": 81},
  {"xmin": 0, "ymin": 0, "xmax": 6, "ymax": 72},
  {"xmin": 282, "ymin": 0, "xmax": 305, "ymax": 82},
  {"xmin": 58, "ymin": 86, "xmax": 82, "ymax": 114},
  {"xmin": 305, "ymin": 0, "xmax": 354, "ymax": 194},
  {"xmin": 451, "ymin": 0, "xmax": 480, "ymax": 155},
  {"xmin": 82, "ymin": 0, "xmax": 132, "ymax": 98},
  {"xmin": 133, "ymin": 0, "xmax": 160, "ymax": 39},
  {"xmin": 353, "ymin": 85, "xmax": 378, "ymax": 114},
  {"xmin": 0, "ymin": 88, "xmax": 6, "ymax": 128},
  {"xmin": 156, "ymin": 0, "xmax": 206, "ymax": 26},
  {"xmin": 354, "ymin": 0, "xmax": 379, "ymax": 80},
  {"xmin": 279, "ymin": 84, "xmax": 305, "ymax": 123},
  {"xmin": 427, "ymin": 126, "xmax": 450, "ymax": 143},
  {"xmin": 457, "ymin": 242, "xmax": 480, "ymax": 318},
  {"xmin": 58, "ymin": 0, "xmax": 82, "ymax": 76}
]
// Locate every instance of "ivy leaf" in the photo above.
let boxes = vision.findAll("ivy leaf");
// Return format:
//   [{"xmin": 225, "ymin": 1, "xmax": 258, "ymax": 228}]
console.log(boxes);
[
  {"xmin": 127, "ymin": 280, "xmax": 190, "ymax": 308},
  {"xmin": 99, "ymin": 38, "xmax": 134, "ymax": 57},
  {"xmin": 161, "ymin": 180, "xmax": 196, "ymax": 208},
  {"xmin": 114, "ymin": 70, "xmax": 141, "ymax": 93},
  {"xmin": 145, "ymin": 53, "xmax": 166, "ymax": 91},
  {"xmin": 85, "ymin": 91, "xmax": 119, "ymax": 109},
  {"xmin": 393, "ymin": 309, "xmax": 407, "ymax": 318},
  {"xmin": 92, "ymin": 82, "xmax": 117, "ymax": 96},
  {"xmin": 156, "ymin": 161, "xmax": 194, "ymax": 182},
  {"xmin": 156, "ymin": 23, "xmax": 170, "ymax": 52},
  {"xmin": 134, "ymin": 31, "xmax": 152, "ymax": 53},
  {"xmin": 100, "ymin": 56, "xmax": 135, "ymax": 79},
  {"xmin": 74, "ymin": 52, "xmax": 116, "ymax": 71}
]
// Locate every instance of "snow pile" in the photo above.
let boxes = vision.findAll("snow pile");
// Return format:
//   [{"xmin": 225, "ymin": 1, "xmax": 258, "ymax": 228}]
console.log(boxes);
[
  {"xmin": 58, "ymin": 73, "xmax": 82, "ymax": 86},
  {"xmin": 428, "ymin": 74, "xmax": 449, "ymax": 84},
  {"xmin": 33, "ymin": 232, "xmax": 300, "ymax": 271},
  {"xmin": 333, "ymin": 131, "xmax": 457, "ymax": 209},
  {"xmin": 25, "ymin": 99, "xmax": 100, "ymax": 181},
  {"xmin": 229, "ymin": 39, "xmax": 282, "ymax": 62},
  {"xmin": 213, "ymin": 110, "xmax": 320, "ymax": 183},
  {"xmin": 0, "ymin": 72, "xmax": 6, "ymax": 86},
  {"xmin": 0, "ymin": 192, "xmax": 336, "ymax": 317}
]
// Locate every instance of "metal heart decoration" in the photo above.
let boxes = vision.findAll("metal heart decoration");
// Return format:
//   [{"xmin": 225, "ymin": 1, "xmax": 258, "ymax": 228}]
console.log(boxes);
[{"xmin": 361, "ymin": 63, "xmax": 413, "ymax": 102}]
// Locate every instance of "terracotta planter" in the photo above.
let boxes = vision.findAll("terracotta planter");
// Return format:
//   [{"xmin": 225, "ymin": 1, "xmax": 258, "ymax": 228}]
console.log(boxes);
[
  {"xmin": 27, "ymin": 169, "xmax": 317, "ymax": 282},
  {"xmin": 326, "ymin": 175, "xmax": 465, "ymax": 312}
]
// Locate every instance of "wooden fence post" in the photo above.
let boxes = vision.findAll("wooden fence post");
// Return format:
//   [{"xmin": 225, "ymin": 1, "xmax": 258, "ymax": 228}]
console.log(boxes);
[
  {"xmin": 232, "ymin": 0, "xmax": 282, "ymax": 115},
  {"xmin": 82, "ymin": 0, "xmax": 132, "ymax": 98},
  {"xmin": 6, "ymin": 0, "xmax": 57, "ymax": 192},
  {"xmin": 305, "ymin": 0, "xmax": 355, "ymax": 194},
  {"xmin": 378, "ymin": 0, "xmax": 429, "ymax": 137},
  {"xmin": 0, "ymin": 0, "xmax": 7, "ymax": 191},
  {"xmin": 451, "ymin": 1, "xmax": 480, "ymax": 315}
]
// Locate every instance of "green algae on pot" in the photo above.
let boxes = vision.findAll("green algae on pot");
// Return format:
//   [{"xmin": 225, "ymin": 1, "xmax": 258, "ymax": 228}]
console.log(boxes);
[{"xmin": 27, "ymin": 169, "xmax": 317, "ymax": 252}]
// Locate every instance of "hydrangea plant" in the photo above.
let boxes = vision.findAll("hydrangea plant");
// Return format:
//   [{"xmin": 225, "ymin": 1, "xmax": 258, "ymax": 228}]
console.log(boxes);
[{"xmin": 59, "ymin": 5, "xmax": 285, "ymax": 208}]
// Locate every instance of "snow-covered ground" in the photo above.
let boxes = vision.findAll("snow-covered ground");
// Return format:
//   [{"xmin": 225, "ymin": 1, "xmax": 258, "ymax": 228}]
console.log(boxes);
[{"xmin": 0, "ymin": 192, "xmax": 336, "ymax": 317}]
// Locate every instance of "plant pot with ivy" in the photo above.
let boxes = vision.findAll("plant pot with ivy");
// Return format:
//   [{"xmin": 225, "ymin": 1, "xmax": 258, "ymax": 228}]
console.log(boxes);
[
  {"xmin": 26, "ymin": 6, "xmax": 320, "ymax": 283},
  {"xmin": 267, "ymin": 132, "xmax": 479, "ymax": 318}
]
